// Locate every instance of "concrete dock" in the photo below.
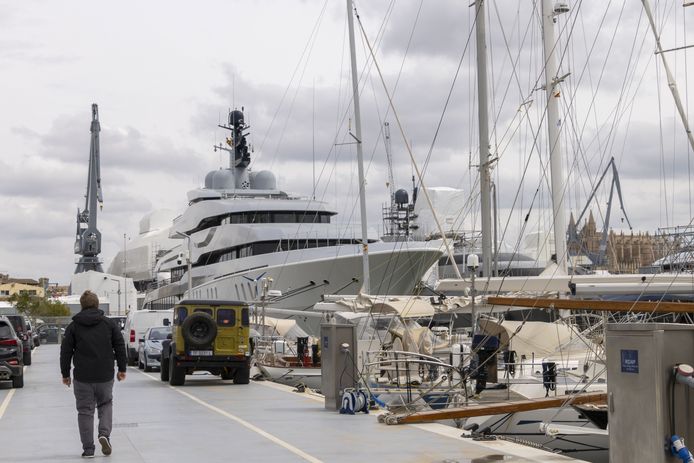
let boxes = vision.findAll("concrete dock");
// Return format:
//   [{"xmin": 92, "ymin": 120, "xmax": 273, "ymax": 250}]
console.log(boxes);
[{"xmin": 0, "ymin": 345, "xmax": 582, "ymax": 462}]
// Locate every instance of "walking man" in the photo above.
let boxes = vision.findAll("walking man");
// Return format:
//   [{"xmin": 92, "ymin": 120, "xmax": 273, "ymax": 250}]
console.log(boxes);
[{"xmin": 60, "ymin": 290, "xmax": 127, "ymax": 458}]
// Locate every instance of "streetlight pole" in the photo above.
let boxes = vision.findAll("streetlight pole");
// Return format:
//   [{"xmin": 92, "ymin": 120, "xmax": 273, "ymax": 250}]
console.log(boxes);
[{"xmin": 105, "ymin": 277, "xmax": 122, "ymax": 315}]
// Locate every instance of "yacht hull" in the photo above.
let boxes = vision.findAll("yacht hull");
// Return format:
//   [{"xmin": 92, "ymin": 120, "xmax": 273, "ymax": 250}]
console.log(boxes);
[{"xmin": 145, "ymin": 244, "xmax": 442, "ymax": 333}]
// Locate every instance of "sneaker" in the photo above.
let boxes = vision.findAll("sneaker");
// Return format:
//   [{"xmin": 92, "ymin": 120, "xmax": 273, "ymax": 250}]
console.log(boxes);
[
  {"xmin": 98, "ymin": 435, "xmax": 112, "ymax": 456},
  {"xmin": 81, "ymin": 449, "xmax": 95, "ymax": 458}
]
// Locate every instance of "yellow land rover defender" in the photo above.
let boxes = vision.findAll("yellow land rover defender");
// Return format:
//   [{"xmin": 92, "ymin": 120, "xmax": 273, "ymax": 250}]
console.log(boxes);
[{"xmin": 160, "ymin": 300, "xmax": 251, "ymax": 386}]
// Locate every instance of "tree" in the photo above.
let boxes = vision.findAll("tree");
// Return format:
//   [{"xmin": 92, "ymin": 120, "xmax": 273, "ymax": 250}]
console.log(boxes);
[
  {"xmin": 33, "ymin": 299, "xmax": 70, "ymax": 317},
  {"xmin": 8, "ymin": 293, "xmax": 70, "ymax": 317},
  {"xmin": 8, "ymin": 292, "xmax": 37, "ymax": 316}
]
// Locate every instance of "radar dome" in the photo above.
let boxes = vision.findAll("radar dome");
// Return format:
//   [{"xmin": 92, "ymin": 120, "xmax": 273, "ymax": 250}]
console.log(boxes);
[
  {"xmin": 229, "ymin": 110, "xmax": 244, "ymax": 127},
  {"xmin": 204, "ymin": 170, "xmax": 217, "ymax": 189},
  {"xmin": 395, "ymin": 189, "xmax": 409, "ymax": 205},
  {"xmin": 250, "ymin": 170, "xmax": 277, "ymax": 190},
  {"xmin": 211, "ymin": 169, "xmax": 235, "ymax": 190}
]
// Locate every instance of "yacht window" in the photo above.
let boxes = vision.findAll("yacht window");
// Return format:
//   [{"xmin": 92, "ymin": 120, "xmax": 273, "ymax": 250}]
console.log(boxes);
[
  {"xmin": 252, "ymin": 242, "xmax": 277, "ymax": 255},
  {"xmin": 299, "ymin": 212, "xmax": 316, "ymax": 223},
  {"xmin": 320, "ymin": 214, "xmax": 330, "ymax": 223},
  {"xmin": 235, "ymin": 284, "xmax": 240, "ymax": 299},
  {"xmin": 214, "ymin": 287, "xmax": 218, "ymax": 299},
  {"xmin": 171, "ymin": 267, "xmax": 185, "ymax": 283},
  {"xmin": 274, "ymin": 213, "xmax": 295, "ymax": 223},
  {"xmin": 238, "ymin": 246, "xmax": 249, "ymax": 258},
  {"xmin": 254, "ymin": 212, "xmax": 270, "ymax": 223}
]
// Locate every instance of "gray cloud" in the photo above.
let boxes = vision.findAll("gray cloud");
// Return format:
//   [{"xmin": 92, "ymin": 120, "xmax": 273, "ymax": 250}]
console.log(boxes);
[{"xmin": 0, "ymin": 0, "xmax": 691, "ymax": 285}]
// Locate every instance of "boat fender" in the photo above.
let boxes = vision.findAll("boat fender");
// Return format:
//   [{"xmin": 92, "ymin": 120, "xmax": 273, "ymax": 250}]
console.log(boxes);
[
  {"xmin": 504, "ymin": 350, "xmax": 517, "ymax": 377},
  {"xmin": 339, "ymin": 388, "xmax": 369, "ymax": 415},
  {"xmin": 670, "ymin": 435, "xmax": 694, "ymax": 463},
  {"xmin": 674, "ymin": 364, "xmax": 694, "ymax": 389},
  {"xmin": 542, "ymin": 362, "xmax": 557, "ymax": 397}
]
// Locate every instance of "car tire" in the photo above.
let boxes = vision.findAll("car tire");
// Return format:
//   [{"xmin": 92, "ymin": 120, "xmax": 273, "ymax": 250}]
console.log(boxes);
[
  {"xmin": 181, "ymin": 312, "xmax": 217, "ymax": 348},
  {"xmin": 234, "ymin": 367, "xmax": 250, "ymax": 385},
  {"xmin": 169, "ymin": 355, "xmax": 185, "ymax": 386},
  {"xmin": 144, "ymin": 358, "xmax": 152, "ymax": 372},
  {"xmin": 127, "ymin": 351, "xmax": 138, "ymax": 367},
  {"xmin": 23, "ymin": 350, "xmax": 31, "ymax": 366},
  {"xmin": 221, "ymin": 368, "xmax": 235, "ymax": 380},
  {"xmin": 138, "ymin": 357, "xmax": 144, "ymax": 369},
  {"xmin": 160, "ymin": 353, "xmax": 170, "ymax": 382},
  {"xmin": 12, "ymin": 373, "xmax": 24, "ymax": 389}
]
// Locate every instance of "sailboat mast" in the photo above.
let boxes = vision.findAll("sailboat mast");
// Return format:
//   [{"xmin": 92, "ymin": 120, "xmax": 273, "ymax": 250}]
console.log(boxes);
[
  {"xmin": 642, "ymin": 0, "xmax": 694, "ymax": 156},
  {"xmin": 475, "ymin": 0, "xmax": 493, "ymax": 277},
  {"xmin": 542, "ymin": 0, "xmax": 568, "ymax": 272},
  {"xmin": 347, "ymin": 0, "xmax": 370, "ymax": 294}
]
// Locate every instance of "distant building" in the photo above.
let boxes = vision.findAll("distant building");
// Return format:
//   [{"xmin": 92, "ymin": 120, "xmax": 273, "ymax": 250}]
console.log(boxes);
[
  {"xmin": 0, "ymin": 281, "xmax": 46, "ymax": 300},
  {"xmin": 46, "ymin": 284, "xmax": 70, "ymax": 298},
  {"xmin": 568, "ymin": 211, "xmax": 672, "ymax": 273}
]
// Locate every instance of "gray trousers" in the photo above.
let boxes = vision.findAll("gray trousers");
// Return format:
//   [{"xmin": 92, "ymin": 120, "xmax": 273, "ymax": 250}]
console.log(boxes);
[{"xmin": 73, "ymin": 379, "xmax": 114, "ymax": 451}]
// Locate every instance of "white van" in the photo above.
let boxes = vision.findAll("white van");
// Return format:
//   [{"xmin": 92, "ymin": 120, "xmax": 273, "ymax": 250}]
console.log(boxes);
[{"xmin": 124, "ymin": 309, "xmax": 173, "ymax": 365}]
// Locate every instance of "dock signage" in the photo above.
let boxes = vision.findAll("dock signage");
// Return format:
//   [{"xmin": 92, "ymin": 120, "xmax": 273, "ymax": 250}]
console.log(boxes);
[{"xmin": 620, "ymin": 349, "xmax": 639, "ymax": 374}]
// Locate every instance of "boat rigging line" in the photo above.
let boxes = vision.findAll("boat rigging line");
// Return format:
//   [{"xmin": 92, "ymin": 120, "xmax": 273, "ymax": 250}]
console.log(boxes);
[{"xmin": 353, "ymin": 7, "xmax": 462, "ymax": 280}]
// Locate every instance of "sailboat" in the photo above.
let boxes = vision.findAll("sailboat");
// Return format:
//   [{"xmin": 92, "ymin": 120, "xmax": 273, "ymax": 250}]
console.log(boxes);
[{"xmin": 349, "ymin": 1, "xmax": 693, "ymax": 461}]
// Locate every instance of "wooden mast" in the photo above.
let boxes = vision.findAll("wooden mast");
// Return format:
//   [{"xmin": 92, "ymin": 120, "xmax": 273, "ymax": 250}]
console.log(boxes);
[{"xmin": 487, "ymin": 296, "xmax": 694, "ymax": 314}]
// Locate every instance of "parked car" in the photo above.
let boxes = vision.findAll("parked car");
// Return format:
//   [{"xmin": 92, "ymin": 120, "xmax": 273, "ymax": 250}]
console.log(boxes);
[
  {"xmin": 37, "ymin": 325, "xmax": 64, "ymax": 344},
  {"xmin": 137, "ymin": 326, "xmax": 172, "ymax": 372},
  {"xmin": 124, "ymin": 309, "xmax": 173, "ymax": 366},
  {"xmin": 0, "ymin": 316, "xmax": 24, "ymax": 388},
  {"xmin": 6, "ymin": 315, "xmax": 31, "ymax": 365},
  {"xmin": 26, "ymin": 319, "xmax": 40, "ymax": 349}
]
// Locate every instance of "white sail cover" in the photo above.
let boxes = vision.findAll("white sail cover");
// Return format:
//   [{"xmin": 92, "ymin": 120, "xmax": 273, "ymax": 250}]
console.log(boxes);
[{"xmin": 478, "ymin": 318, "xmax": 575, "ymax": 358}]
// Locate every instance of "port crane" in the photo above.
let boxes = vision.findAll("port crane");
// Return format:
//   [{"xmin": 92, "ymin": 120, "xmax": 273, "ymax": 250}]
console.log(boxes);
[
  {"xmin": 573, "ymin": 156, "xmax": 632, "ymax": 267},
  {"xmin": 74, "ymin": 104, "xmax": 104, "ymax": 273}
]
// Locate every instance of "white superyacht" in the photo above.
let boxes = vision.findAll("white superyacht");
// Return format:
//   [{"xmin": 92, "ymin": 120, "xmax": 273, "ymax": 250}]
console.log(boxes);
[{"xmin": 133, "ymin": 109, "xmax": 442, "ymax": 317}]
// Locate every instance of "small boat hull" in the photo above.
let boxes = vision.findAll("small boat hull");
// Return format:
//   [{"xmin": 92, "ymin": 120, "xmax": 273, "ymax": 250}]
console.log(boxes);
[{"xmin": 256, "ymin": 363, "xmax": 322, "ymax": 390}]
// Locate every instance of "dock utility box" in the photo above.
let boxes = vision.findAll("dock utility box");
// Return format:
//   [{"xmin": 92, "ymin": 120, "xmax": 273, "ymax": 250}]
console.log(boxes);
[
  {"xmin": 321, "ymin": 323, "xmax": 358, "ymax": 410},
  {"xmin": 607, "ymin": 323, "xmax": 694, "ymax": 463},
  {"xmin": 160, "ymin": 300, "xmax": 251, "ymax": 386}
]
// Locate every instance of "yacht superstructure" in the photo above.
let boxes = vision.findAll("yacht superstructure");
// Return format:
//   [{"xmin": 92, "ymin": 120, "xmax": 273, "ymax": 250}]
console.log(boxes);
[{"xmin": 141, "ymin": 108, "xmax": 442, "ymax": 316}]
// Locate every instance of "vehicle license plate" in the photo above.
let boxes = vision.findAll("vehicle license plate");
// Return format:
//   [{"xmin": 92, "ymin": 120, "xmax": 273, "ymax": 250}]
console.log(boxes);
[{"xmin": 189, "ymin": 350, "xmax": 213, "ymax": 356}]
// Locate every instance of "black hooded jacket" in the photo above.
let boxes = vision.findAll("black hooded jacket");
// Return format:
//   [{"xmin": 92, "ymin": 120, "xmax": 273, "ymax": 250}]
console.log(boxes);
[{"xmin": 60, "ymin": 308, "xmax": 127, "ymax": 383}]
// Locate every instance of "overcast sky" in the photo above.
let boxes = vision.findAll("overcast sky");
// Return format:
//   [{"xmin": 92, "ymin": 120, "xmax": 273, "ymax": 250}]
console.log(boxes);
[{"xmin": 1, "ymin": 1, "xmax": 693, "ymax": 284}]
